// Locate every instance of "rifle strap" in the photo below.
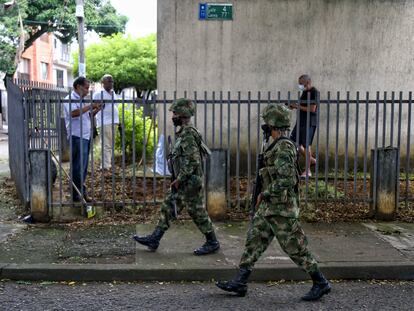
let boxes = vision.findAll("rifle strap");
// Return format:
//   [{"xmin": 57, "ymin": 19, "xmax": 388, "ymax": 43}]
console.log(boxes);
[{"xmin": 187, "ymin": 126, "xmax": 211, "ymax": 158}]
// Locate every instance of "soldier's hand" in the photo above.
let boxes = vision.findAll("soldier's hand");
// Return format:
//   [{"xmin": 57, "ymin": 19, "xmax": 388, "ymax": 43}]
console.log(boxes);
[
  {"xmin": 255, "ymin": 192, "xmax": 263, "ymax": 208},
  {"xmin": 171, "ymin": 179, "xmax": 180, "ymax": 190}
]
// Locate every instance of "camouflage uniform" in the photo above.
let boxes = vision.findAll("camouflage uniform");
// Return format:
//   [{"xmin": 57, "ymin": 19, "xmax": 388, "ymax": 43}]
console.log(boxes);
[
  {"xmin": 157, "ymin": 124, "xmax": 214, "ymax": 235},
  {"xmin": 216, "ymin": 104, "xmax": 330, "ymax": 300},
  {"xmin": 239, "ymin": 137, "xmax": 318, "ymax": 274},
  {"xmin": 134, "ymin": 98, "xmax": 219, "ymax": 256}
]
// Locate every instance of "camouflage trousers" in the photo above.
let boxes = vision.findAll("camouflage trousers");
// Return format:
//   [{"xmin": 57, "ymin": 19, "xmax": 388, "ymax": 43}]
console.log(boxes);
[
  {"xmin": 157, "ymin": 188, "xmax": 214, "ymax": 235},
  {"xmin": 239, "ymin": 211, "xmax": 319, "ymax": 274}
]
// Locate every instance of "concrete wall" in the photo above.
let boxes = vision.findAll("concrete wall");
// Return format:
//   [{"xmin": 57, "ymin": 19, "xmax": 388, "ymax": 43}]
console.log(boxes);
[
  {"xmin": 157, "ymin": 0, "xmax": 414, "ymax": 169},
  {"xmin": 158, "ymin": 0, "xmax": 414, "ymax": 93}
]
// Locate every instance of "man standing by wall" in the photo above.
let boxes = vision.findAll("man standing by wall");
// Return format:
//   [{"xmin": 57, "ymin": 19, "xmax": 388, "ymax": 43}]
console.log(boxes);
[
  {"xmin": 64, "ymin": 76, "xmax": 102, "ymax": 202},
  {"xmin": 289, "ymin": 74, "xmax": 318, "ymax": 177},
  {"xmin": 93, "ymin": 74, "xmax": 119, "ymax": 171}
]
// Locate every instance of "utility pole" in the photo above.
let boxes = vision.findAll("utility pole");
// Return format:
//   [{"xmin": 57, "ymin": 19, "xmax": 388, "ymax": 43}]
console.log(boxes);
[{"xmin": 75, "ymin": 0, "xmax": 85, "ymax": 77}]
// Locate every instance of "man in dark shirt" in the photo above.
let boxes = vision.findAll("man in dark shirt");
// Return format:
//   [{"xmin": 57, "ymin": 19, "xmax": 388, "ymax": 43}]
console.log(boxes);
[{"xmin": 289, "ymin": 74, "xmax": 318, "ymax": 177}]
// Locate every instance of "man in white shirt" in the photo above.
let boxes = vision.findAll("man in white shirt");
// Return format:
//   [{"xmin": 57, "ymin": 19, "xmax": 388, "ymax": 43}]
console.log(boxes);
[
  {"xmin": 64, "ymin": 77, "xmax": 102, "ymax": 202},
  {"xmin": 93, "ymin": 74, "xmax": 119, "ymax": 170}
]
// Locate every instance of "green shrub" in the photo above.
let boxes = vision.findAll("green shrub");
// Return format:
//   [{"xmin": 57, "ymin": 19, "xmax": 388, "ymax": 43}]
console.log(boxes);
[
  {"xmin": 301, "ymin": 180, "xmax": 344, "ymax": 199},
  {"xmin": 115, "ymin": 104, "xmax": 157, "ymax": 163}
]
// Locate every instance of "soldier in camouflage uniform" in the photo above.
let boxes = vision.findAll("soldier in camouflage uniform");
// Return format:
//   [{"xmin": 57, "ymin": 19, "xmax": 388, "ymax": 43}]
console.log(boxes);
[
  {"xmin": 216, "ymin": 104, "xmax": 331, "ymax": 301},
  {"xmin": 133, "ymin": 98, "xmax": 220, "ymax": 256}
]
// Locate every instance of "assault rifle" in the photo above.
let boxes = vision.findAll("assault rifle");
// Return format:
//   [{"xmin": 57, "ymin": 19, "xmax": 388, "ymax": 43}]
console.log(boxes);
[
  {"xmin": 248, "ymin": 126, "xmax": 271, "ymax": 232},
  {"xmin": 167, "ymin": 135, "xmax": 178, "ymax": 218}
]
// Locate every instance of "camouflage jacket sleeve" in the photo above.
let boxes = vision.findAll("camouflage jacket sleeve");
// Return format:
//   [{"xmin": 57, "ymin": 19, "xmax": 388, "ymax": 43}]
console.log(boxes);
[
  {"xmin": 262, "ymin": 142, "xmax": 297, "ymax": 200},
  {"xmin": 176, "ymin": 129, "xmax": 201, "ymax": 182}
]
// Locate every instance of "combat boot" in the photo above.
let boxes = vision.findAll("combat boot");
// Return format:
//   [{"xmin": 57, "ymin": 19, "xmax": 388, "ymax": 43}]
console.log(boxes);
[
  {"xmin": 133, "ymin": 227, "xmax": 165, "ymax": 251},
  {"xmin": 301, "ymin": 271, "xmax": 331, "ymax": 301},
  {"xmin": 193, "ymin": 231, "xmax": 220, "ymax": 255},
  {"xmin": 216, "ymin": 267, "xmax": 251, "ymax": 297}
]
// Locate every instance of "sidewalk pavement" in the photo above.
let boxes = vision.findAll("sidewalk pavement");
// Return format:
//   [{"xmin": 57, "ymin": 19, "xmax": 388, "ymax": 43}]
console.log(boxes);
[{"xmin": 0, "ymin": 221, "xmax": 413, "ymax": 281}]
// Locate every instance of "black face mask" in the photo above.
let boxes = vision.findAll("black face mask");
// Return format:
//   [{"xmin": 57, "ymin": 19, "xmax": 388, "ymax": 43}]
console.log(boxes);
[
  {"xmin": 261, "ymin": 124, "xmax": 272, "ymax": 141},
  {"xmin": 172, "ymin": 116, "xmax": 183, "ymax": 127}
]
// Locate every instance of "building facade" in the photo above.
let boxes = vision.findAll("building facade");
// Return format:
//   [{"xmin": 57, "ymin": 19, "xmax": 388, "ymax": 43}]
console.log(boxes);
[{"xmin": 16, "ymin": 33, "xmax": 73, "ymax": 88}]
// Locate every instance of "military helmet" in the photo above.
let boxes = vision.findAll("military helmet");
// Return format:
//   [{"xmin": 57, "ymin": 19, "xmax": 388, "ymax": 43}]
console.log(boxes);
[
  {"xmin": 261, "ymin": 104, "xmax": 290, "ymax": 129},
  {"xmin": 169, "ymin": 98, "xmax": 195, "ymax": 117}
]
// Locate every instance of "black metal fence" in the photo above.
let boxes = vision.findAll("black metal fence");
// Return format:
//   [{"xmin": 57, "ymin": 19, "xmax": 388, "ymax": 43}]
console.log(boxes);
[{"xmin": 7, "ymin": 80, "xmax": 414, "ymax": 216}]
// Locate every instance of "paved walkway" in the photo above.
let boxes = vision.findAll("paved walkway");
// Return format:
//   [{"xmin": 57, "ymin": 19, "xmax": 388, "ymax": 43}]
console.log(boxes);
[{"xmin": 0, "ymin": 221, "xmax": 413, "ymax": 281}]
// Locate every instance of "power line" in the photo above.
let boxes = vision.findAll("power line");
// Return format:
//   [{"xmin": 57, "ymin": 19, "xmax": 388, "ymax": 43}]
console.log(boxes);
[{"xmin": 23, "ymin": 19, "xmax": 124, "ymax": 29}]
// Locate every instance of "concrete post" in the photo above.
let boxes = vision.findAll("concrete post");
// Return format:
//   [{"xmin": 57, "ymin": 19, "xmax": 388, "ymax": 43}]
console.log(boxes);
[
  {"xmin": 370, "ymin": 147, "xmax": 398, "ymax": 221},
  {"xmin": 29, "ymin": 150, "xmax": 50, "ymax": 222},
  {"xmin": 206, "ymin": 149, "xmax": 227, "ymax": 220}
]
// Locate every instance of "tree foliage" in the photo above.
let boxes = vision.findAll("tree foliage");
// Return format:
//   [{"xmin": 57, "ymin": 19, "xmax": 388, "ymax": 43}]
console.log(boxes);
[
  {"xmin": 0, "ymin": 0, "xmax": 128, "ymax": 75},
  {"xmin": 73, "ymin": 34, "xmax": 157, "ymax": 93}
]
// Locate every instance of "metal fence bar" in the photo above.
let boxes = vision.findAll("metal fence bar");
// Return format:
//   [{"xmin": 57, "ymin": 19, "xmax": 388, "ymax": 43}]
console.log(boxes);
[
  {"xmin": 405, "ymin": 92, "xmax": 412, "ymax": 206},
  {"xmin": 325, "ymin": 93, "xmax": 331, "ymax": 201},
  {"xmin": 353, "ymin": 92, "xmax": 360, "ymax": 199},
  {"xmin": 57, "ymin": 95, "xmax": 63, "ymax": 213},
  {"xmin": 89, "ymin": 91, "xmax": 96, "ymax": 202},
  {"xmin": 390, "ymin": 92, "xmax": 395, "ymax": 147},
  {"xmin": 344, "ymin": 92, "xmax": 350, "ymax": 198},
  {"xmin": 152, "ymin": 95, "xmax": 157, "ymax": 205},
  {"xmin": 314, "ymin": 92, "xmax": 320, "ymax": 198},
  {"xmin": 204, "ymin": 91, "xmax": 207, "ymax": 143},
  {"xmin": 382, "ymin": 91, "xmax": 387, "ymax": 148},
  {"xmin": 220, "ymin": 91, "xmax": 223, "ymax": 148},
  {"xmin": 132, "ymin": 91, "xmax": 137, "ymax": 206},
  {"xmin": 247, "ymin": 91, "xmax": 251, "ymax": 200},
  {"xmin": 46, "ymin": 93, "xmax": 53, "ymax": 216},
  {"xmin": 396, "ymin": 92, "xmax": 403, "ymax": 207},
  {"xmin": 194, "ymin": 91, "xmax": 198, "ymax": 128},
  {"xmin": 121, "ymin": 91, "xmax": 126, "ymax": 208},
  {"xmin": 212, "ymin": 91, "xmax": 215, "ymax": 148},
  {"xmin": 227, "ymin": 91, "xmax": 231, "ymax": 210},
  {"xmin": 304, "ymin": 93, "xmax": 310, "ymax": 206},
  {"xmin": 162, "ymin": 92, "xmax": 168, "ymax": 198},
  {"xmin": 68, "ymin": 93, "xmax": 74, "ymax": 204},
  {"xmin": 334, "ymin": 92, "xmax": 340, "ymax": 199},
  {"xmin": 372, "ymin": 92, "xmax": 380, "ymax": 210},
  {"xmin": 363, "ymin": 92, "xmax": 369, "ymax": 195},
  {"xmin": 142, "ymin": 95, "xmax": 147, "ymax": 208},
  {"xmin": 236, "ymin": 91, "xmax": 241, "ymax": 208}
]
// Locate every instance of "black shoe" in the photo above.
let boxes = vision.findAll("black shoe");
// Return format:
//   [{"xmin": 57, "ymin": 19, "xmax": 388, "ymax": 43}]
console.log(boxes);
[
  {"xmin": 301, "ymin": 271, "xmax": 331, "ymax": 301},
  {"xmin": 133, "ymin": 227, "xmax": 165, "ymax": 251},
  {"xmin": 216, "ymin": 268, "xmax": 251, "ymax": 297},
  {"xmin": 194, "ymin": 231, "xmax": 220, "ymax": 255}
]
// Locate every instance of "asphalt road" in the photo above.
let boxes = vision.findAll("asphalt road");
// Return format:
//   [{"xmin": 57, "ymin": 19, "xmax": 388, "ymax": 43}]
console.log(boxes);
[{"xmin": 1, "ymin": 280, "xmax": 413, "ymax": 311}]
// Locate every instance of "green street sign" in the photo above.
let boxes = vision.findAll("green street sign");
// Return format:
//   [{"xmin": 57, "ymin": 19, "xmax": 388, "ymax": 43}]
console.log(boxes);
[{"xmin": 199, "ymin": 3, "xmax": 233, "ymax": 20}]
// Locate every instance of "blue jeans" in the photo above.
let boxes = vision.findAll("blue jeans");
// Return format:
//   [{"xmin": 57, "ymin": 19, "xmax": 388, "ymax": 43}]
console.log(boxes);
[{"xmin": 70, "ymin": 136, "xmax": 91, "ymax": 200}]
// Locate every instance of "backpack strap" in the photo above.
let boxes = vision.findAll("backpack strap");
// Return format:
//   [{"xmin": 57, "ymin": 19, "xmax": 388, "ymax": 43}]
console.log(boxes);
[{"xmin": 187, "ymin": 126, "xmax": 211, "ymax": 158}]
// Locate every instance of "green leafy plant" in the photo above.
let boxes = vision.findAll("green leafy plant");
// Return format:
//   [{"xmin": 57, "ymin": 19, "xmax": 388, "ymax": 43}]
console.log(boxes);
[
  {"xmin": 301, "ymin": 180, "xmax": 345, "ymax": 199},
  {"xmin": 115, "ymin": 104, "xmax": 157, "ymax": 163}
]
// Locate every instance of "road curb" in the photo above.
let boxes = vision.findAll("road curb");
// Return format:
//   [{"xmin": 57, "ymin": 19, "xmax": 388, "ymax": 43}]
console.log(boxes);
[{"xmin": 1, "ymin": 262, "xmax": 413, "ymax": 282}]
